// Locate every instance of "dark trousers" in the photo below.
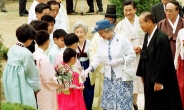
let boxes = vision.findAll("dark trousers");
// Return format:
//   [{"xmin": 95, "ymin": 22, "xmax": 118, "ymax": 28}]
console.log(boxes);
[
  {"xmin": 66, "ymin": 0, "xmax": 74, "ymax": 13},
  {"xmin": 83, "ymin": 76, "xmax": 94, "ymax": 110},
  {"xmin": 19, "ymin": 0, "xmax": 27, "ymax": 14},
  {"xmin": 86, "ymin": 0, "xmax": 103, "ymax": 11}
]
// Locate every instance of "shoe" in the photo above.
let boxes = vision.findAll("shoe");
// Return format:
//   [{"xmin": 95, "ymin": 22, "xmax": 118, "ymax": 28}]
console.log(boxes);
[
  {"xmin": 133, "ymin": 104, "xmax": 138, "ymax": 110},
  {"xmin": 1, "ymin": 10, "xmax": 7, "ymax": 12},
  {"xmin": 20, "ymin": 13, "xmax": 28, "ymax": 17},
  {"xmin": 86, "ymin": 10, "xmax": 94, "ymax": 13},
  {"xmin": 24, "ymin": 10, "xmax": 29, "ymax": 14}
]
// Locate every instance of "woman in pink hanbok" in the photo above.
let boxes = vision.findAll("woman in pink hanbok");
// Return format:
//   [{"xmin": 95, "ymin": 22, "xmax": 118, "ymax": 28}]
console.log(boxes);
[{"xmin": 55, "ymin": 48, "xmax": 86, "ymax": 110}]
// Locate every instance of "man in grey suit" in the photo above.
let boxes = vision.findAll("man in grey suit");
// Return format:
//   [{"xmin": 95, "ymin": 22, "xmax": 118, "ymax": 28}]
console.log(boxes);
[{"xmin": 151, "ymin": 0, "xmax": 183, "ymax": 23}]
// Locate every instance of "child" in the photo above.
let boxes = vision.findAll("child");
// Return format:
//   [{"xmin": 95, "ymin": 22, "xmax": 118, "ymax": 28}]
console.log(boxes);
[
  {"xmin": 27, "ymin": 20, "xmax": 48, "ymax": 53},
  {"xmin": 41, "ymin": 15, "xmax": 55, "ymax": 55},
  {"xmin": 41, "ymin": 15, "xmax": 55, "ymax": 45},
  {"xmin": 3, "ymin": 24, "xmax": 40, "ymax": 108},
  {"xmin": 54, "ymin": 33, "xmax": 83, "ymax": 72},
  {"xmin": 48, "ymin": 29, "xmax": 67, "ymax": 65},
  {"xmin": 33, "ymin": 30, "xmax": 60, "ymax": 110},
  {"xmin": 55, "ymin": 48, "xmax": 86, "ymax": 110}
]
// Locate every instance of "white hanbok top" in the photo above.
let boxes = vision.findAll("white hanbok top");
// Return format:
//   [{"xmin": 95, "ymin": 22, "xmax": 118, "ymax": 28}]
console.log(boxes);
[
  {"xmin": 174, "ymin": 28, "xmax": 184, "ymax": 69},
  {"xmin": 54, "ymin": 3, "xmax": 70, "ymax": 33},
  {"xmin": 28, "ymin": 0, "xmax": 39, "ymax": 24}
]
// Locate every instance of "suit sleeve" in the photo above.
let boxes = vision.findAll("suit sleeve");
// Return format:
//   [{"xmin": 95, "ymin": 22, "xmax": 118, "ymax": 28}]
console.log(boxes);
[{"xmin": 150, "ymin": 35, "xmax": 171, "ymax": 84}]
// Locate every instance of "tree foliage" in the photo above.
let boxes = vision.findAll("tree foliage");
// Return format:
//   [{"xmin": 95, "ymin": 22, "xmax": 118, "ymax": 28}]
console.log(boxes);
[{"xmin": 109, "ymin": 0, "xmax": 160, "ymax": 17}]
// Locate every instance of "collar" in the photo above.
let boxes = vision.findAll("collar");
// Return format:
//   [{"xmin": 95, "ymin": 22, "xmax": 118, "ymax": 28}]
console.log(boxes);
[
  {"xmin": 168, "ymin": 14, "xmax": 180, "ymax": 34},
  {"xmin": 147, "ymin": 25, "xmax": 157, "ymax": 46},
  {"xmin": 162, "ymin": 4, "xmax": 166, "ymax": 11},
  {"xmin": 108, "ymin": 32, "xmax": 116, "ymax": 42},
  {"xmin": 36, "ymin": 47, "xmax": 45, "ymax": 53},
  {"xmin": 16, "ymin": 41, "xmax": 24, "ymax": 47},
  {"xmin": 125, "ymin": 15, "xmax": 138, "ymax": 32},
  {"xmin": 78, "ymin": 40, "xmax": 86, "ymax": 49},
  {"xmin": 53, "ymin": 44, "xmax": 61, "ymax": 50}
]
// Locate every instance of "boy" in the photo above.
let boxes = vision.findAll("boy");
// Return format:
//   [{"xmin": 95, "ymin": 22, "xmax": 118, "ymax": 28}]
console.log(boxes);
[
  {"xmin": 48, "ymin": 29, "xmax": 67, "ymax": 65},
  {"xmin": 41, "ymin": 15, "xmax": 55, "ymax": 45},
  {"xmin": 27, "ymin": 20, "xmax": 48, "ymax": 53},
  {"xmin": 54, "ymin": 33, "xmax": 83, "ymax": 72},
  {"xmin": 41, "ymin": 15, "xmax": 55, "ymax": 54}
]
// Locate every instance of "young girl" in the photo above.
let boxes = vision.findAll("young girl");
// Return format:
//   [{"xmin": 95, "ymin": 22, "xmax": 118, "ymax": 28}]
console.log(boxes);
[
  {"xmin": 55, "ymin": 48, "xmax": 86, "ymax": 110},
  {"xmin": 33, "ymin": 30, "xmax": 60, "ymax": 110},
  {"xmin": 3, "ymin": 24, "xmax": 40, "ymax": 108}
]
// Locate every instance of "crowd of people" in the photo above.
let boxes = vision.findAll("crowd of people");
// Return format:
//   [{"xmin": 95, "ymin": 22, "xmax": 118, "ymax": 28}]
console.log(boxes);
[{"xmin": 2, "ymin": 0, "xmax": 184, "ymax": 110}]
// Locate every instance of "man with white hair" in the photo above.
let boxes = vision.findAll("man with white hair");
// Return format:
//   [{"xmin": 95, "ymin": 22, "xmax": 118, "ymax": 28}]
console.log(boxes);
[
  {"xmin": 157, "ymin": 1, "xmax": 184, "ymax": 59},
  {"xmin": 151, "ymin": 0, "xmax": 183, "ymax": 23}
]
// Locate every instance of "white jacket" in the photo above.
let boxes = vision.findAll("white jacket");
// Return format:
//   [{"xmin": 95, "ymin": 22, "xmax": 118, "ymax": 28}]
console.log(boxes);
[{"xmin": 91, "ymin": 33, "xmax": 136, "ymax": 80}]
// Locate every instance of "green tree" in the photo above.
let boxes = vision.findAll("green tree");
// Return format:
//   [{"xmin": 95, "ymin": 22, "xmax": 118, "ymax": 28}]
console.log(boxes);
[{"xmin": 109, "ymin": 0, "xmax": 160, "ymax": 17}]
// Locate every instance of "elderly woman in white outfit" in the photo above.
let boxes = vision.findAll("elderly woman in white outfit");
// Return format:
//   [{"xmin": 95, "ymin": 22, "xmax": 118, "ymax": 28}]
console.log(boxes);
[{"xmin": 85, "ymin": 20, "xmax": 136, "ymax": 110}]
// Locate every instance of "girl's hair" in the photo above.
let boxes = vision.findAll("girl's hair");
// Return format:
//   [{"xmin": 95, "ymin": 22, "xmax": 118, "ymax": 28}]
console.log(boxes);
[
  {"xmin": 63, "ymin": 48, "xmax": 77, "ymax": 63},
  {"xmin": 16, "ymin": 24, "xmax": 36, "ymax": 43},
  {"xmin": 64, "ymin": 33, "xmax": 79, "ymax": 46},
  {"xmin": 35, "ymin": 30, "xmax": 50, "ymax": 46},
  {"xmin": 72, "ymin": 21, "xmax": 88, "ymax": 34}
]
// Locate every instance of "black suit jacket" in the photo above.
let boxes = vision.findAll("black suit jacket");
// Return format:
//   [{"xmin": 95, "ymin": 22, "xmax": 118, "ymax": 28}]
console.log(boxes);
[{"xmin": 151, "ymin": 2, "xmax": 183, "ymax": 23}]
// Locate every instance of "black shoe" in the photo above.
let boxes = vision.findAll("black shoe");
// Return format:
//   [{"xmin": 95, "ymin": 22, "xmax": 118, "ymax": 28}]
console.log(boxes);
[
  {"xmin": 1, "ymin": 10, "xmax": 7, "ymax": 12},
  {"xmin": 20, "ymin": 13, "xmax": 28, "ymax": 17},
  {"xmin": 133, "ymin": 104, "xmax": 138, "ymax": 110},
  {"xmin": 24, "ymin": 10, "xmax": 29, "ymax": 14},
  {"xmin": 86, "ymin": 10, "xmax": 94, "ymax": 13}
]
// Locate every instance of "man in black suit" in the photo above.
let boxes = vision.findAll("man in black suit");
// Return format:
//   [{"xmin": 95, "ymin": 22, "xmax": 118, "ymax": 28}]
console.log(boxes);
[{"xmin": 151, "ymin": 0, "xmax": 183, "ymax": 23}]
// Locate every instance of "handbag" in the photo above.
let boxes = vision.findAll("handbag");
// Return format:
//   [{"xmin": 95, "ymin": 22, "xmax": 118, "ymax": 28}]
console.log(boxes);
[{"xmin": 122, "ymin": 60, "xmax": 136, "ymax": 81}]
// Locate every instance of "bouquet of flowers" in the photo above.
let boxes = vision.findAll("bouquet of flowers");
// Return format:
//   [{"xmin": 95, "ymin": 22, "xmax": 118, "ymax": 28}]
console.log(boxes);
[{"xmin": 55, "ymin": 62, "xmax": 73, "ymax": 94}]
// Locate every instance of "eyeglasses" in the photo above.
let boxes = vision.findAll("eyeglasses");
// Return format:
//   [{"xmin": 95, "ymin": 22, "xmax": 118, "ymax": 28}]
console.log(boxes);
[
  {"xmin": 139, "ymin": 21, "xmax": 146, "ymax": 25},
  {"xmin": 165, "ymin": 9, "xmax": 174, "ymax": 13}
]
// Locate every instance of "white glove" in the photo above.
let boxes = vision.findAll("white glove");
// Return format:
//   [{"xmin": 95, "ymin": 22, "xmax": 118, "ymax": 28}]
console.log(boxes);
[
  {"xmin": 80, "ymin": 66, "xmax": 92, "ymax": 82},
  {"xmin": 80, "ymin": 70, "xmax": 87, "ymax": 82},
  {"xmin": 84, "ymin": 66, "xmax": 92, "ymax": 75},
  {"xmin": 110, "ymin": 58, "xmax": 124, "ymax": 67}
]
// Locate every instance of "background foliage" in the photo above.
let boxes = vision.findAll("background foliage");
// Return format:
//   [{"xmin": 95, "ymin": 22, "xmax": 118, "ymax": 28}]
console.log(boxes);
[
  {"xmin": 109, "ymin": 0, "xmax": 160, "ymax": 17},
  {"xmin": 0, "ymin": 35, "xmax": 8, "ymax": 78},
  {"xmin": 1, "ymin": 102, "xmax": 37, "ymax": 110}
]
